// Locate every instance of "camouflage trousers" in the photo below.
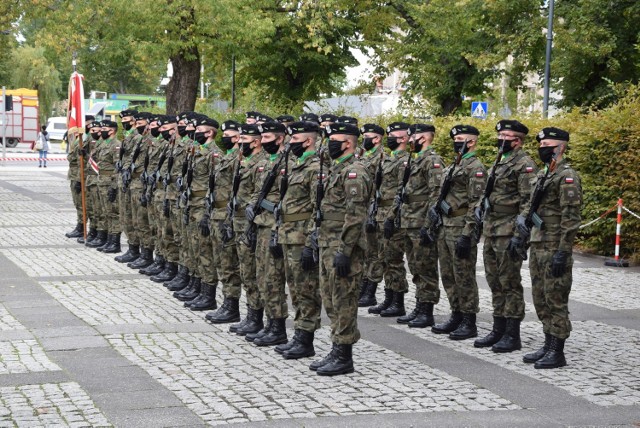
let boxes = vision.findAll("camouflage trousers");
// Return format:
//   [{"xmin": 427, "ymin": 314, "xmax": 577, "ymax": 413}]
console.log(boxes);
[
  {"xmin": 283, "ymin": 243, "xmax": 321, "ymax": 333},
  {"xmin": 69, "ymin": 180, "xmax": 83, "ymax": 224},
  {"xmin": 188, "ymin": 201, "xmax": 218, "ymax": 285},
  {"xmin": 483, "ymin": 236, "xmax": 525, "ymax": 320},
  {"xmin": 146, "ymin": 190, "xmax": 157, "ymax": 252},
  {"xmin": 97, "ymin": 181, "xmax": 121, "ymax": 234},
  {"xmin": 155, "ymin": 197, "xmax": 174, "ymax": 260},
  {"xmin": 86, "ymin": 180, "xmax": 102, "ymax": 230},
  {"xmin": 529, "ymin": 242, "xmax": 573, "ymax": 339},
  {"xmin": 404, "ymin": 228, "xmax": 440, "ymax": 304},
  {"xmin": 363, "ymin": 225, "xmax": 383, "ymax": 283},
  {"xmin": 319, "ymin": 245, "xmax": 363, "ymax": 345},
  {"xmin": 370, "ymin": 228, "xmax": 409, "ymax": 292},
  {"xmin": 211, "ymin": 217, "xmax": 241, "ymax": 299},
  {"xmin": 118, "ymin": 185, "xmax": 138, "ymax": 245},
  {"xmin": 256, "ymin": 226, "xmax": 287, "ymax": 319},
  {"xmin": 130, "ymin": 183, "xmax": 152, "ymax": 249},
  {"xmin": 170, "ymin": 199, "xmax": 189, "ymax": 266},
  {"xmin": 437, "ymin": 226, "xmax": 479, "ymax": 314},
  {"xmin": 233, "ymin": 218, "xmax": 261, "ymax": 310}
]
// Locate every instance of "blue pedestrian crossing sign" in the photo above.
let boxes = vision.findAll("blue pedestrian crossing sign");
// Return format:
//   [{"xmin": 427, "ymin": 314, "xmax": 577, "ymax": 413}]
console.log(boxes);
[{"xmin": 471, "ymin": 101, "xmax": 488, "ymax": 119}]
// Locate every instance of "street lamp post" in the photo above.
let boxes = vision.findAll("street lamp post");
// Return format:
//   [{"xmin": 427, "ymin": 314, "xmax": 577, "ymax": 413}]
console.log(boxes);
[{"xmin": 543, "ymin": 0, "xmax": 555, "ymax": 119}]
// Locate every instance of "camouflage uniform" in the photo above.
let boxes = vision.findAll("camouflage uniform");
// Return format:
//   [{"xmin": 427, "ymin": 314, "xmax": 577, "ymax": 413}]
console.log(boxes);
[
  {"xmin": 483, "ymin": 148, "xmax": 537, "ymax": 320},
  {"xmin": 437, "ymin": 152, "xmax": 486, "ymax": 314},
  {"xmin": 316, "ymin": 154, "xmax": 371, "ymax": 345},
  {"xmin": 279, "ymin": 152, "xmax": 321, "ymax": 333},
  {"xmin": 117, "ymin": 129, "xmax": 138, "ymax": 246},
  {"xmin": 129, "ymin": 134, "xmax": 153, "ymax": 250},
  {"xmin": 147, "ymin": 137, "xmax": 168, "ymax": 256},
  {"xmin": 528, "ymin": 158, "xmax": 582, "ymax": 340},
  {"xmin": 360, "ymin": 147, "xmax": 384, "ymax": 284},
  {"xmin": 154, "ymin": 139, "xmax": 176, "ymax": 262},
  {"xmin": 95, "ymin": 137, "xmax": 121, "ymax": 234},
  {"xmin": 85, "ymin": 138, "xmax": 102, "ymax": 232},
  {"xmin": 67, "ymin": 134, "xmax": 84, "ymax": 225},
  {"xmin": 169, "ymin": 137, "xmax": 191, "ymax": 267}
]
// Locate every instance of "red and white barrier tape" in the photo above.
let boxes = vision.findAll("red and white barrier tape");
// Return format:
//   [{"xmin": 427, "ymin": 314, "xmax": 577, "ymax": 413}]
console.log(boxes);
[{"xmin": 0, "ymin": 157, "xmax": 68, "ymax": 162}]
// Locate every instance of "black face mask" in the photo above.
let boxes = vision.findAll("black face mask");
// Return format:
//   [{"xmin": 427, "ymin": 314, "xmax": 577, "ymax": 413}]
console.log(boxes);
[
  {"xmin": 161, "ymin": 130, "xmax": 173, "ymax": 141},
  {"xmin": 90, "ymin": 131, "xmax": 101, "ymax": 140},
  {"xmin": 241, "ymin": 142, "xmax": 253, "ymax": 157},
  {"xmin": 387, "ymin": 136, "xmax": 400, "ymax": 151},
  {"xmin": 194, "ymin": 132, "xmax": 207, "ymax": 145},
  {"xmin": 123, "ymin": 121, "xmax": 133, "ymax": 131},
  {"xmin": 497, "ymin": 138, "xmax": 516, "ymax": 153},
  {"xmin": 453, "ymin": 141, "xmax": 468, "ymax": 154},
  {"xmin": 188, "ymin": 129, "xmax": 196, "ymax": 140},
  {"xmin": 538, "ymin": 146, "xmax": 557, "ymax": 164},
  {"xmin": 290, "ymin": 142, "xmax": 306, "ymax": 158},
  {"xmin": 262, "ymin": 139, "xmax": 279, "ymax": 155},
  {"xmin": 328, "ymin": 139, "xmax": 346, "ymax": 160},
  {"xmin": 221, "ymin": 137, "xmax": 235, "ymax": 151},
  {"xmin": 150, "ymin": 127, "xmax": 160, "ymax": 138},
  {"xmin": 413, "ymin": 138, "xmax": 424, "ymax": 153},
  {"xmin": 363, "ymin": 137, "xmax": 375, "ymax": 152},
  {"xmin": 136, "ymin": 125, "xmax": 147, "ymax": 135},
  {"xmin": 177, "ymin": 125, "xmax": 188, "ymax": 137},
  {"xmin": 100, "ymin": 130, "xmax": 111, "ymax": 140}
]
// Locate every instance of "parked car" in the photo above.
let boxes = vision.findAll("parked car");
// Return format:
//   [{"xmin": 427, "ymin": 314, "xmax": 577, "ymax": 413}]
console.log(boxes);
[{"xmin": 45, "ymin": 117, "xmax": 67, "ymax": 141}]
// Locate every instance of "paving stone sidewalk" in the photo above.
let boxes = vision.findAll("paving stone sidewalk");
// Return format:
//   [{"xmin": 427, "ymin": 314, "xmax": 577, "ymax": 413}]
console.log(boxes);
[{"xmin": 0, "ymin": 164, "xmax": 639, "ymax": 427}]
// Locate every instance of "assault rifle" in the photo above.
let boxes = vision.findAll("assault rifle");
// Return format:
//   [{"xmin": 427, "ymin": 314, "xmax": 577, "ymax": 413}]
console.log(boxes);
[
  {"xmin": 181, "ymin": 146, "xmax": 196, "ymax": 225},
  {"xmin": 310, "ymin": 148, "xmax": 326, "ymax": 263},
  {"xmin": 472, "ymin": 139, "xmax": 506, "ymax": 242},
  {"xmin": 393, "ymin": 144, "xmax": 414, "ymax": 230},
  {"xmin": 123, "ymin": 136, "xmax": 143, "ymax": 192},
  {"xmin": 365, "ymin": 148, "xmax": 385, "ymax": 233},
  {"xmin": 219, "ymin": 149, "xmax": 243, "ymax": 245},
  {"xmin": 140, "ymin": 143, "xmax": 151, "ymax": 207},
  {"xmin": 269, "ymin": 145, "xmax": 291, "ymax": 259},
  {"xmin": 204, "ymin": 151, "xmax": 217, "ymax": 214},
  {"xmin": 162, "ymin": 134, "xmax": 177, "ymax": 217}
]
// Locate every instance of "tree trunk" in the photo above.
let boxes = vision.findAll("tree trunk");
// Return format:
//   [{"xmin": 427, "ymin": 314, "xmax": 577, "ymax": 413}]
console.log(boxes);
[
  {"xmin": 441, "ymin": 96, "xmax": 462, "ymax": 115},
  {"xmin": 166, "ymin": 46, "xmax": 200, "ymax": 115}
]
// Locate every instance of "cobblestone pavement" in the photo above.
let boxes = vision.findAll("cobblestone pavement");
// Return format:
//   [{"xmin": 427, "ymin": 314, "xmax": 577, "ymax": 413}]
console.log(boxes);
[{"xmin": 0, "ymin": 164, "xmax": 639, "ymax": 427}]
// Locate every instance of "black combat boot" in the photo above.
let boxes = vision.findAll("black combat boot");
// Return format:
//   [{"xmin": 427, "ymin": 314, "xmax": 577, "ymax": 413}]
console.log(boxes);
[
  {"xmin": 368, "ymin": 288, "xmax": 393, "ymax": 314},
  {"xmin": 380, "ymin": 291, "xmax": 406, "ymax": 317},
  {"xmin": 534, "ymin": 336, "xmax": 567, "ymax": 369},
  {"xmin": 129, "ymin": 247, "xmax": 152, "ymax": 269},
  {"xmin": 358, "ymin": 280, "xmax": 377, "ymax": 307},
  {"xmin": 244, "ymin": 315, "xmax": 269, "ymax": 341},
  {"xmin": 358, "ymin": 279, "xmax": 367, "ymax": 303},
  {"xmin": 65, "ymin": 223, "xmax": 83, "ymax": 238},
  {"xmin": 474, "ymin": 316, "xmax": 506, "ymax": 348},
  {"xmin": 523, "ymin": 333, "xmax": 552, "ymax": 363},
  {"xmin": 309, "ymin": 343, "xmax": 338, "ymax": 371},
  {"xmin": 254, "ymin": 318, "xmax": 288, "ymax": 347},
  {"xmin": 449, "ymin": 313, "xmax": 478, "ymax": 340},
  {"xmin": 283, "ymin": 330, "xmax": 316, "ymax": 360},
  {"xmin": 237, "ymin": 308, "xmax": 264, "ymax": 337},
  {"xmin": 432, "ymin": 311, "xmax": 463, "ymax": 334},
  {"xmin": 188, "ymin": 282, "xmax": 217, "ymax": 311},
  {"xmin": 150, "ymin": 262, "xmax": 177, "ymax": 283},
  {"xmin": 206, "ymin": 297, "xmax": 240, "ymax": 324},
  {"xmin": 276, "ymin": 329, "xmax": 302, "ymax": 355},
  {"xmin": 166, "ymin": 265, "xmax": 190, "ymax": 290},
  {"xmin": 317, "ymin": 344, "xmax": 354, "ymax": 376},
  {"xmin": 397, "ymin": 300, "xmax": 419, "ymax": 324},
  {"xmin": 78, "ymin": 227, "xmax": 97, "ymax": 244},
  {"xmin": 102, "ymin": 233, "xmax": 121, "ymax": 254},
  {"xmin": 86, "ymin": 230, "xmax": 107, "ymax": 248},
  {"xmin": 139, "ymin": 254, "xmax": 163, "ymax": 274},
  {"xmin": 96, "ymin": 233, "xmax": 114, "ymax": 252},
  {"xmin": 492, "ymin": 318, "xmax": 522, "ymax": 353},
  {"xmin": 408, "ymin": 302, "xmax": 435, "ymax": 328},
  {"xmin": 115, "ymin": 243, "xmax": 139, "ymax": 263},
  {"xmin": 228, "ymin": 304, "xmax": 251, "ymax": 332},
  {"xmin": 175, "ymin": 277, "xmax": 200, "ymax": 300}
]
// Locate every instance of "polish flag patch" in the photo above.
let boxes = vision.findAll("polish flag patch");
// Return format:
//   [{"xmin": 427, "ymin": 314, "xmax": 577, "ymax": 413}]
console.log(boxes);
[
  {"xmin": 213, "ymin": 153, "xmax": 220, "ymax": 158},
  {"xmin": 525, "ymin": 166, "xmax": 534, "ymax": 172},
  {"xmin": 258, "ymin": 167, "xmax": 264, "ymax": 172},
  {"xmin": 475, "ymin": 171, "xmax": 484, "ymax": 177},
  {"xmin": 318, "ymin": 173, "xmax": 327, "ymax": 179},
  {"xmin": 403, "ymin": 161, "xmax": 408, "ymax": 166},
  {"xmin": 348, "ymin": 172, "xmax": 357, "ymax": 179},
  {"xmin": 433, "ymin": 163, "xmax": 441, "ymax": 168},
  {"xmin": 565, "ymin": 177, "xmax": 574, "ymax": 184},
  {"xmin": 280, "ymin": 168, "xmax": 286, "ymax": 175}
]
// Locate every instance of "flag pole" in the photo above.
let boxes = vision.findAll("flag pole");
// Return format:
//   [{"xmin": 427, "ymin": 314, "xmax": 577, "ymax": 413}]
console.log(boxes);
[{"xmin": 72, "ymin": 53, "xmax": 88, "ymax": 241}]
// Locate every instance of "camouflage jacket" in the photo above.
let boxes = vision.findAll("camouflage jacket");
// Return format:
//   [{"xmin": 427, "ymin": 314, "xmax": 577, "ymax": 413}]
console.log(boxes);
[
  {"xmin": 315, "ymin": 154, "xmax": 371, "ymax": 256},
  {"xmin": 190, "ymin": 143, "xmax": 220, "ymax": 195},
  {"xmin": 528, "ymin": 158, "xmax": 582, "ymax": 251},
  {"xmin": 67, "ymin": 134, "xmax": 82, "ymax": 181},
  {"xmin": 278, "ymin": 152, "xmax": 320, "ymax": 245},
  {"xmin": 154, "ymin": 138, "xmax": 174, "ymax": 203},
  {"xmin": 165, "ymin": 137, "xmax": 189, "ymax": 200},
  {"xmin": 482, "ymin": 148, "xmax": 538, "ymax": 237},
  {"xmin": 359, "ymin": 145, "xmax": 384, "ymax": 201},
  {"xmin": 119, "ymin": 129, "xmax": 137, "ymax": 171},
  {"xmin": 375, "ymin": 149, "xmax": 410, "ymax": 222},
  {"xmin": 441, "ymin": 152, "xmax": 487, "ymax": 237},
  {"xmin": 210, "ymin": 148, "xmax": 239, "ymax": 221},
  {"xmin": 232, "ymin": 150, "xmax": 269, "ymax": 227},
  {"xmin": 393, "ymin": 148, "xmax": 445, "ymax": 229},
  {"xmin": 251, "ymin": 152, "xmax": 285, "ymax": 228},
  {"xmin": 94, "ymin": 137, "xmax": 121, "ymax": 186},
  {"xmin": 84, "ymin": 137, "xmax": 99, "ymax": 184}
]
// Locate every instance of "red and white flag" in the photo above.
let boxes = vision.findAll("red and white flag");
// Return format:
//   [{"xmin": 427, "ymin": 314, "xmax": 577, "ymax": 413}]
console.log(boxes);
[{"xmin": 67, "ymin": 71, "xmax": 86, "ymax": 135}]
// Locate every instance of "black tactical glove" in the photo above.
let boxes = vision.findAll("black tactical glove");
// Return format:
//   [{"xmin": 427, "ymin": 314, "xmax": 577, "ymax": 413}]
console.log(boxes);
[
  {"xmin": 300, "ymin": 246, "xmax": 316, "ymax": 271},
  {"xmin": 474, "ymin": 206, "xmax": 483, "ymax": 225},
  {"xmin": 79, "ymin": 147, "xmax": 87, "ymax": 157},
  {"xmin": 507, "ymin": 236, "xmax": 528, "ymax": 261},
  {"xmin": 333, "ymin": 251, "xmax": 351, "ymax": 278},
  {"xmin": 140, "ymin": 192, "xmax": 148, "ymax": 207},
  {"xmin": 383, "ymin": 218, "xmax": 395, "ymax": 239},
  {"xmin": 107, "ymin": 187, "xmax": 117, "ymax": 203},
  {"xmin": 454, "ymin": 235, "xmax": 472, "ymax": 259},
  {"xmin": 74, "ymin": 181, "xmax": 82, "ymax": 194},
  {"xmin": 163, "ymin": 199, "xmax": 170, "ymax": 217},
  {"xmin": 245, "ymin": 205, "xmax": 256, "ymax": 223},
  {"xmin": 219, "ymin": 222, "xmax": 234, "ymax": 243},
  {"xmin": 268, "ymin": 230, "xmax": 283, "ymax": 259},
  {"xmin": 198, "ymin": 213, "xmax": 211, "ymax": 237},
  {"xmin": 419, "ymin": 226, "xmax": 434, "ymax": 247},
  {"xmin": 551, "ymin": 250, "xmax": 569, "ymax": 278},
  {"xmin": 428, "ymin": 206, "xmax": 440, "ymax": 224}
]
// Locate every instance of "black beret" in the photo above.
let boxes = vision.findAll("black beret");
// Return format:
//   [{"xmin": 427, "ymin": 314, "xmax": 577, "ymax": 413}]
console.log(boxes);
[
  {"xmin": 198, "ymin": 116, "xmax": 219, "ymax": 129},
  {"xmin": 536, "ymin": 127, "xmax": 569, "ymax": 142},
  {"xmin": 320, "ymin": 113, "xmax": 338, "ymax": 123},
  {"xmin": 326, "ymin": 122, "xmax": 360, "ymax": 137},
  {"xmin": 287, "ymin": 121, "xmax": 320, "ymax": 135},
  {"xmin": 245, "ymin": 111, "xmax": 261, "ymax": 119},
  {"xmin": 240, "ymin": 124, "xmax": 261, "ymax": 136},
  {"xmin": 360, "ymin": 123, "xmax": 385, "ymax": 135},
  {"xmin": 149, "ymin": 115, "xmax": 162, "ymax": 124},
  {"xmin": 299, "ymin": 113, "xmax": 320, "ymax": 124},
  {"xmin": 176, "ymin": 111, "xmax": 193, "ymax": 121},
  {"xmin": 89, "ymin": 121, "xmax": 102, "ymax": 129},
  {"xmin": 408, "ymin": 123, "xmax": 436, "ymax": 135},
  {"xmin": 337, "ymin": 115, "xmax": 358, "ymax": 125},
  {"xmin": 256, "ymin": 114, "xmax": 273, "ymax": 123},
  {"xmin": 276, "ymin": 115, "xmax": 295, "ymax": 123},
  {"xmin": 386, "ymin": 121, "xmax": 411, "ymax": 134},
  {"xmin": 221, "ymin": 120, "xmax": 241, "ymax": 132},
  {"xmin": 119, "ymin": 109, "xmax": 137, "ymax": 119},
  {"xmin": 85, "ymin": 115, "xmax": 95, "ymax": 121},
  {"xmin": 259, "ymin": 121, "xmax": 286, "ymax": 134},
  {"xmin": 496, "ymin": 120, "xmax": 529, "ymax": 135},
  {"xmin": 133, "ymin": 112, "xmax": 152, "ymax": 121},
  {"xmin": 156, "ymin": 115, "xmax": 177, "ymax": 126},
  {"xmin": 101, "ymin": 120, "xmax": 118, "ymax": 129},
  {"xmin": 450, "ymin": 124, "xmax": 480, "ymax": 139},
  {"xmin": 186, "ymin": 114, "xmax": 203, "ymax": 127}
]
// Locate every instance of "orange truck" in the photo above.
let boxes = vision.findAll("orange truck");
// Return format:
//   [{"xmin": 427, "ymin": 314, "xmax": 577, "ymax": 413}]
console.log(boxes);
[{"xmin": 0, "ymin": 88, "xmax": 39, "ymax": 148}]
